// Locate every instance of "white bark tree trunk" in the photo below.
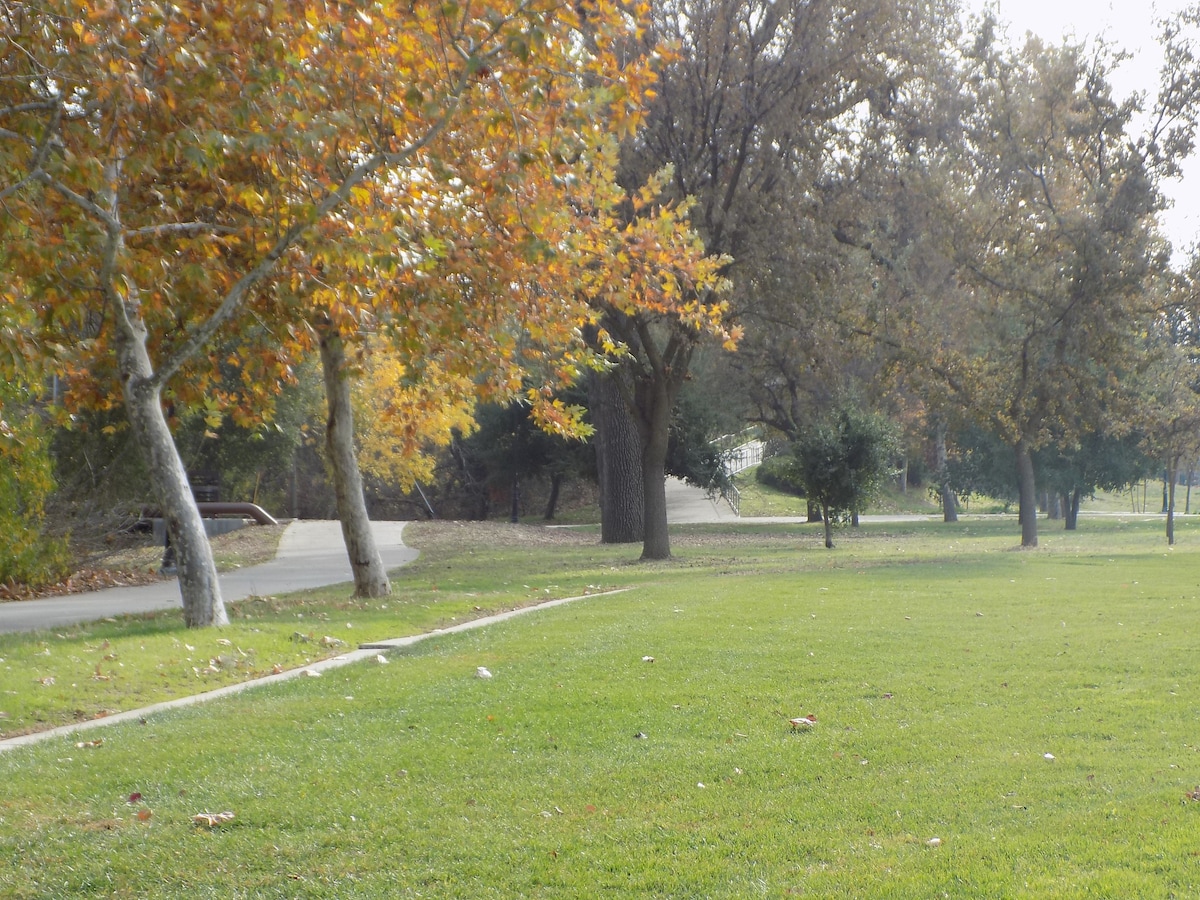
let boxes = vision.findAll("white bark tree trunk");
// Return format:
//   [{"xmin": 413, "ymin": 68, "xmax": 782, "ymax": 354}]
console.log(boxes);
[
  {"xmin": 112, "ymin": 298, "xmax": 227, "ymax": 627},
  {"xmin": 318, "ymin": 328, "xmax": 391, "ymax": 598}
]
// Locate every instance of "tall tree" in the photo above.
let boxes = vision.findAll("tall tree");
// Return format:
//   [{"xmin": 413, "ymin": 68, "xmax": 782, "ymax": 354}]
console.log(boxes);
[
  {"xmin": 602, "ymin": 0, "xmax": 958, "ymax": 559},
  {"xmin": 962, "ymin": 33, "xmax": 1160, "ymax": 545},
  {"xmin": 0, "ymin": 0, "xmax": 701, "ymax": 622},
  {"xmin": 912, "ymin": 18, "xmax": 1200, "ymax": 547}
]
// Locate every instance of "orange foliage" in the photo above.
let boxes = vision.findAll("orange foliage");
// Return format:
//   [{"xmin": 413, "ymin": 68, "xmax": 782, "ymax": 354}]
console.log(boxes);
[{"xmin": 0, "ymin": 0, "xmax": 729, "ymax": 436}]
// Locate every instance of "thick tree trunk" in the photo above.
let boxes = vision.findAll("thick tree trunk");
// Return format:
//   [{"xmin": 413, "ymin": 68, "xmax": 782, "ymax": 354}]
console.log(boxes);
[
  {"xmin": 1063, "ymin": 489, "xmax": 1080, "ymax": 531},
  {"xmin": 319, "ymin": 330, "xmax": 391, "ymax": 598},
  {"xmin": 637, "ymin": 356, "xmax": 679, "ymax": 561},
  {"xmin": 822, "ymin": 502, "xmax": 835, "ymax": 548},
  {"xmin": 1015, "ymin": 440, "xmax": 1039, "ymax": 548},
  {"xmin": 115, "ymin": 312, "xmax": 226, "ymax": 627},
  {"xmin": 934, "ymin": 421, "xmax": 958, "ymax": 523},
  {"xmin": 590, "ymin": 369, "xmax": 644, "ymax": 543},
  {"xmin": 544, "ymin": 472, "xmax": 562, "ymax": 521},
  {"xmin": 807, "ymin": 499, "xmax": 822, "ymax": 523}
]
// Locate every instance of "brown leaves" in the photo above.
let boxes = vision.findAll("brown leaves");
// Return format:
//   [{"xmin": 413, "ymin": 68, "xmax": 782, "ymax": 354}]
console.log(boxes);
[{"xmin": 0, "ymin": 567, "xmax": 163, "ymax": 602}]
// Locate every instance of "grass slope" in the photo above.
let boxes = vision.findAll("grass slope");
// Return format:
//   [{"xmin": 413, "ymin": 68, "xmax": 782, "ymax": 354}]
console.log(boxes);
[{"xmin": 2, "ymin": 518, "xmax": 1200, "ymax": 897}]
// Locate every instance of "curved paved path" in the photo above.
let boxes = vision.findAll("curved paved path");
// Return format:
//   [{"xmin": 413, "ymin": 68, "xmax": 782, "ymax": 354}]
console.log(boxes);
[{"xmin": 0, "ymin": 520, "xmax": 416, "ymax": 634}]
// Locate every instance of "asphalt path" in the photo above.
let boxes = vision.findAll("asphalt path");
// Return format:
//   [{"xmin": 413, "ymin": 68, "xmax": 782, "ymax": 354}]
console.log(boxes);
[{"xmin": 0, "ymin": 520, "xmax": 416, "ymax": 634}]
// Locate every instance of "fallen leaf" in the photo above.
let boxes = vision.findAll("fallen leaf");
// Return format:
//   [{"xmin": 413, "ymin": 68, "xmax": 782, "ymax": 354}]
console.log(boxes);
[
  {"xmin": 75, "ymin": 739, "xmax": 103, "ymax": 749},
  {"xmin": 128, "ymin": 792, "xmax": 143, "ymax": 804},
  {"xmin": 37, "ymin": 676, "xmax": 55, "ymax": 686},
  {"xmin": 136, "ymin": 808, "xmax": 152, "ymax": 822},
  {"xmin": 789, "ymin": 715, "xmax": 817, "ymax": 730},
  {"xmin": 192, "ymin": 811, "xmax": 235, "ymax": 827}
]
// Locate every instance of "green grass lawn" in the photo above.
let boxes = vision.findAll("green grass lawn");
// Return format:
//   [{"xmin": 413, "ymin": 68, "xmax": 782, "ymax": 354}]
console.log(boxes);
[{"xmin": 2, "ymin": 517, "xmax": 1200, "ymax": 897}]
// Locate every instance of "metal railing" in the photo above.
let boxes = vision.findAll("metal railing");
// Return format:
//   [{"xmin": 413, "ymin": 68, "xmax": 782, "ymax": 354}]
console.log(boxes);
[{"xmin": 712, "ymin": 437, "xmax": 764, "ymax": 516}]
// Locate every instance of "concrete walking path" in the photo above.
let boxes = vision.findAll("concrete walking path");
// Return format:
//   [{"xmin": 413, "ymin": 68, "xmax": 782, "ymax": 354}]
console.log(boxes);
[
  {"xmin": 0, "ymin": 520, "xmax": 417, "ymax": 634},
  {"xmin": 664, "ymin": 476, "xmax": 738, "ymax": 523}
]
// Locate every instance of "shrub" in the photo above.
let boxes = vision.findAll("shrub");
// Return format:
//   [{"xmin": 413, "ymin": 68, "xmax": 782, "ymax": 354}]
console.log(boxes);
[
  {"xmin": 0, "ymin": 392, "xmax": 70, "ymax": 587},
  {"xmin": 754, "ymin": 454, "xmax": 806, "ymax": 496}
]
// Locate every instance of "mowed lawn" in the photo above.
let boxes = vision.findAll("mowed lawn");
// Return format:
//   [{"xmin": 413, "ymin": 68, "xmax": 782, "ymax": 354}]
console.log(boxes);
[{"xmin": 3, "ymin": 517, "xmax": 1200, "ymax": 897}]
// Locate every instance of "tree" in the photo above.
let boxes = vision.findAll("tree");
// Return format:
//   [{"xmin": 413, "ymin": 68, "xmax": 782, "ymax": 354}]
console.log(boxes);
[
  {"xmin": 1136, "ymin": 272, "xmax": 1200, "ymax": 544},
  {"xmin": 598, "ymin": 0, "xmax": 959, "ymax": 560},
  {"xmin": 576, "ymin": 160, "xmax": 734, "ymax": 559},
  {"xmin": 1036, "ymin": 430, "xmax": 1153, "ymax": 531},
  {"xmin": 0, "ymin": 0, "xmax": 696, "ymax": 623},
  {"xmin": 354, "ymin": 348, "xmax": 477, "ymax": 498},
  {"xmin": 792, "ymin": 406, "xmax": 897, "ymax": 548},
  {"xmin": 919, "ymin": 21, "xmax": 1200, "ymax": 547}
]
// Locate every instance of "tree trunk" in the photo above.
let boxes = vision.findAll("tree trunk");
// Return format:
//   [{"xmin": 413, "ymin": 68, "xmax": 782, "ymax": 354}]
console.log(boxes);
[
  {"xmin": 1063, "ymin": 490, "xmax": 1080, "ymax": 531},
  {"xmin": 822, "ymin": 502, "xmax": 835, "ymax": 548},
  {"xmin": 544, "ymin": 472, "xmax": 562, "ymax": 521},
  {"xmin": 1015, "ymin": 440, "xmax": 1038, "ymax": 548},
  {"xmin": 935, "ymin": 422, "xmax": 958, "ymax": 523},
  {"xmin": 115, "ymin": 309, "xmax": 226, "ymax": 627},
  {"xmin": 639, "ymin": 375, "xmax": 674, "ymax": 560},
  {"xmin": 1167, "ymin": 457, "xmax": 1179, "ymax": 546},
  {"xmin": 510, "ymin": 473, "xmax": 521, "ymax": 524},
  {"xmin": 319, "ymin": 329, "xmax": 391, "ymax": 598},
  {"xmin": 807, "ymin": 499, "xmax": 822, "ymax": 523},
  {"xmin": 590, "ymin": 369, "xmax": 643, "ymax": 543}
]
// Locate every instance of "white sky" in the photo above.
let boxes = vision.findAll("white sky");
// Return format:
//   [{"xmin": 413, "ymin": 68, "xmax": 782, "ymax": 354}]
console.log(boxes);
[{"xmin": 963, "ymin": 0, "xmax": 1199, "ymax": 261}]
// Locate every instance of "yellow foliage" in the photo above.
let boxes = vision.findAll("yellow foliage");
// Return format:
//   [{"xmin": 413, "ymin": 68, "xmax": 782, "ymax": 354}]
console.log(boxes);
[{"xmin": 353, "ymin": 344, "xmax": 476, "ymax": 491}]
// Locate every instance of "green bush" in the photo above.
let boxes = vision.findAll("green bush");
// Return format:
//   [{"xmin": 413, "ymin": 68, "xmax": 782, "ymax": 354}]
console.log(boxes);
[
  {"xmin": 0, "ymin": 393, "xmax": 70, "ymax": 587},
  {"xmin": 754, "ymin": 453, "xmax": 805, "ymax": 496}
]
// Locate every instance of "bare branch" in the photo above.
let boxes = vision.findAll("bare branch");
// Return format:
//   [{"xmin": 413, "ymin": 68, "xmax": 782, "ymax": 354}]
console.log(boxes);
[{"xmin": 127, "ymin": 221, "xmax": 238, "ymax": 240}]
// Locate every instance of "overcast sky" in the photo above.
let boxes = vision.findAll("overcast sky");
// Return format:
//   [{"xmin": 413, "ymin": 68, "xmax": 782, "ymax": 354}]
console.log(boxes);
[{"xmin": 962, "ymin": 1, "xmax": 1199, "ymax": 260}]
